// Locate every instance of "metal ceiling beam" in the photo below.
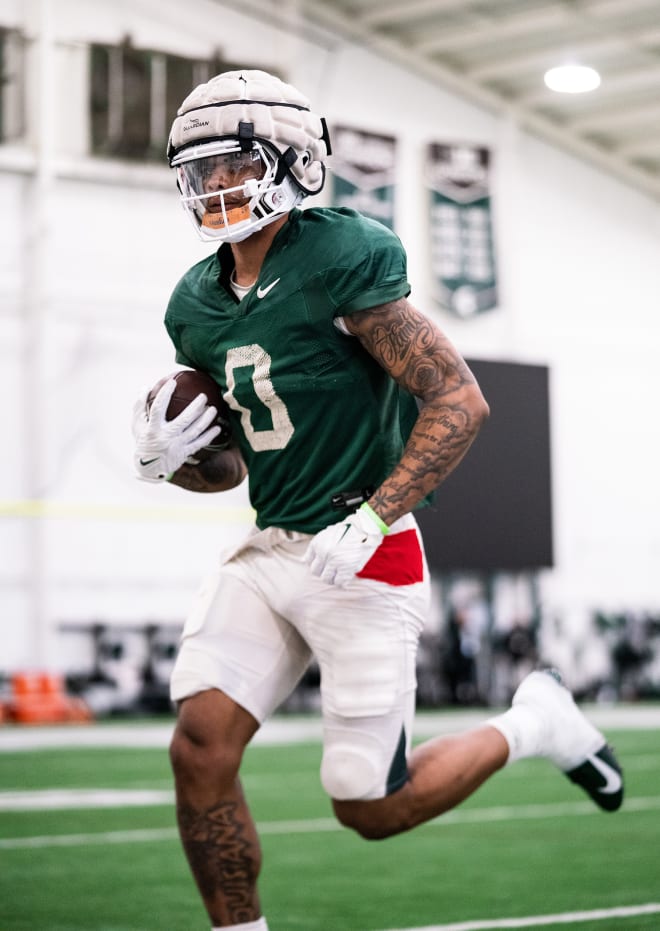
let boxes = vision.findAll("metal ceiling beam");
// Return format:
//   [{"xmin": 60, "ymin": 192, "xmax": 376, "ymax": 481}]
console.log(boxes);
[
  {"xmin": 298, "ymin": 0, "xmax": 660, "ymax": 199},
  {"xmin": 583, "ymin": 0, "xmax": 660, "ymax": 17},
  {"xmin": 520, "ymin": 63, "xmax": 660, "ymax": 106},
  {"xmin": 412, "ymin": 0, "xmax": 660, "ymax": 57},
  {"xmin": 616, "ymin": 132, "xmax": 660, "ymax": 157},
  {"xmin": 413, "ymin": 6, "xmax": 572, "ymax": 56},
  {"xmin": 465, "ymin": 36, "xmax": 631, "ymax": 81},
  {"xmin": 358, "ymin": 0, "xmax": 466, "ymax": 29},
  {"xmin": 570, "ymin": 100, "xmax": 660, "ymax": 131},
  {"xmin": 207, "ymin": 0, "xmax": 660, "ymax": 200}
]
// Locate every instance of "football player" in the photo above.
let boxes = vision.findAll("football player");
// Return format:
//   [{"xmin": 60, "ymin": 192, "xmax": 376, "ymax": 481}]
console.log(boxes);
[{"xmin": 132, "ymin": 70, "xmax": 623, "ymax": 931}]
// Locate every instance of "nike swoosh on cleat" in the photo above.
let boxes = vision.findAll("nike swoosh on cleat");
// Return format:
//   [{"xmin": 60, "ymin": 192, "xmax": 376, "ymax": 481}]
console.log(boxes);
[
  {"xmin": 588, "ymin": 752, "xmax": 623, "ymax": 794},
  {"xmin": 256, "ymin": 278, "xmax": 281, "ymax": 299},
  {"xmin": 566, "ymin": 744, "xmax": 624, "ymax": 812},
  {"xmin": 139, "ymin": 457, "xmax": 160, "ymax": 466}
]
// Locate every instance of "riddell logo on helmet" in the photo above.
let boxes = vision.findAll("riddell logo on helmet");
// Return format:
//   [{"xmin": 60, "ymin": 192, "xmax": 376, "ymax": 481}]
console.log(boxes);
[{"xmin": 183, "ymin": 118, "xmax": 210, "ymax": 132}]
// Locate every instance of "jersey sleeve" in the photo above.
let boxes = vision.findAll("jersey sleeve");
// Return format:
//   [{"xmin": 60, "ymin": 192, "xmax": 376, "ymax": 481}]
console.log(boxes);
[
  {"xmin": 164, "ymin": 276, "xmax": 199, "ymax": 368},
  {"xmin": 166, "ymin": 327, "xmax": 196, "ymax": 367},
  {"xmin": 328, "ymin": 214, "xmax": 411, "ymax": 316}
]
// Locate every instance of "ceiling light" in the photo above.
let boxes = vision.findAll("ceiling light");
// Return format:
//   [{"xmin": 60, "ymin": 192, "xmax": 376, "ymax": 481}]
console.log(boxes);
[{"xmin": 544, "ymin": 64, "xmax": 601, "ymax": 94}]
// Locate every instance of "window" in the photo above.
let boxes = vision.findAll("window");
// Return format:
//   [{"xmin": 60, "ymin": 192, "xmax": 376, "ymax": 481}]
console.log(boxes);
[
  {"xmin": 0, "ymin": 27, "xmax": 26, "ymax": 143},
  {"xmin": 89, "ymin": 40, "xmax": 244, "ymax": 161}
]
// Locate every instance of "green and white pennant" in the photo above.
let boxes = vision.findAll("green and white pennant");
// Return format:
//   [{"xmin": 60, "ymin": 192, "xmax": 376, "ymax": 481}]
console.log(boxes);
[
  {"xmin": 330, "ymin": 125, "xmax": 397, "ymax": 231},
  {"xmin": 426, "ymin": 143, "xmax": 499, "ymax": 318}
]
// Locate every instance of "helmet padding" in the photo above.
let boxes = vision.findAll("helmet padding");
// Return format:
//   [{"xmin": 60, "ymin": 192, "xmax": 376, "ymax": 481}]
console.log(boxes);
[{"xmin": 168, "ymin": 70, "xmax": 329, "ymax": 195}]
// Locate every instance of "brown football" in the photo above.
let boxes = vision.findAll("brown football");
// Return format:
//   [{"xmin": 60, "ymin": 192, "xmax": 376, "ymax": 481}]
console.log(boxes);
[{"xmin": 147, "ymin": 369, "xmax": 232, "ymax": 459}]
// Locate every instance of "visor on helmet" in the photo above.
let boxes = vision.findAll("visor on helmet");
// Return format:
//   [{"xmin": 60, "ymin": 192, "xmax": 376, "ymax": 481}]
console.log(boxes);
[
  {"xmin": 171, "ymin": 138, "xmax": 301, "ymax": 242},
  {"xmin": 180, "ymin": 149, "xmax": 264, "ymax": 198}
]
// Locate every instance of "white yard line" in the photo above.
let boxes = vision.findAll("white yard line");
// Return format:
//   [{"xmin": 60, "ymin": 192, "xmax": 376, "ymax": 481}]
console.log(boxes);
[
  {"xmin": 1, "ymin": 794, "xmax": 659, "ymax": 842},
  {"xmin": 382, "ymin": 902, "xmax": 660, "ymax": 930},
  {"xmin": 0, "ymin": 827, "xmax": 180, "ymax": 848},
  {"xmin": 0, "ymin": 788, "xmax": 174, "ymax": 810}
]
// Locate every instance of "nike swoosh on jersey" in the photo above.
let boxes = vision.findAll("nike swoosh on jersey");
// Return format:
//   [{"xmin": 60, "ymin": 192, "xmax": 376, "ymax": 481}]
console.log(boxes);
[
  {"xmin": 139, "ymin": 457, "xmax": 160, "ymax": 466},
  {"xmin": 256, "ymin": 278, "xmax": 281, "ymax": 299}
]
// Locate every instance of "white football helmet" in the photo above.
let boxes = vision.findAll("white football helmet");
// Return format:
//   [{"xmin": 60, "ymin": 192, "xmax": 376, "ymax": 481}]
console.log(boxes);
[{"xmin": 167, "ymin": 70, "xmax": 331, "ymax": 243}]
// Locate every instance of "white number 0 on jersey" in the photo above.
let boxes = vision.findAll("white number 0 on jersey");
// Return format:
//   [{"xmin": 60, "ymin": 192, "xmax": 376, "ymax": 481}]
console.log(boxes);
[{"xmin": 224, "ymin": 344, "xmax": 294, "ymax": 452}]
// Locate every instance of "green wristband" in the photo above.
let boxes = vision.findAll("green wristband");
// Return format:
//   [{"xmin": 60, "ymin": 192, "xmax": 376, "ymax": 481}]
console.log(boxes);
[{"xmin": 360, "ymin": 501, "xmax": 390, "ymax": 535}]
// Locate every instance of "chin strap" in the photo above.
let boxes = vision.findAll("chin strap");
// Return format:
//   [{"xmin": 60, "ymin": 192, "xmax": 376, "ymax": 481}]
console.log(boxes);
[{"xmin": 275, "ymin": 146, "xmax": 298, "ymax": 184}]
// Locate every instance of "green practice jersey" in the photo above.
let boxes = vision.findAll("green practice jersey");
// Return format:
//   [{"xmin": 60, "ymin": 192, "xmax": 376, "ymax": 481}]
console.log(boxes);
[{"xmin": 164, "ymin": 206, "xmax": 420, "ymax": 533}]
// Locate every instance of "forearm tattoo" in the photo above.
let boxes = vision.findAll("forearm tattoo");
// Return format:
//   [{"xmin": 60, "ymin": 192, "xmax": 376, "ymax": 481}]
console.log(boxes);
[
  {"xmin": 177, "ymin": 800, "xmax": 260, "ymax": 924},
  {"xmin": 348, "ymin": 298, "xmax": 489, "ymax": 523}
]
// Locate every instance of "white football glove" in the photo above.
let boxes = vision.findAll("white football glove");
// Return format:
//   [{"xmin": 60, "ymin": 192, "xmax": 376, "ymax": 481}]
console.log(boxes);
[
  {"xmin": 305, "ymin": 502, "xmax": 389, "ymax": 586},
  {"xmin": 132, "ymin": 378, "xmax": 221, "ymax": 482}
]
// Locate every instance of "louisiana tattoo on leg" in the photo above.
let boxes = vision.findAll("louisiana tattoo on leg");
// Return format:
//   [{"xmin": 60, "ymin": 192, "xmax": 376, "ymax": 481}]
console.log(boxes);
[{"xmin": 177, "ymin": 799, "xmax": 261, "ymax": 923}]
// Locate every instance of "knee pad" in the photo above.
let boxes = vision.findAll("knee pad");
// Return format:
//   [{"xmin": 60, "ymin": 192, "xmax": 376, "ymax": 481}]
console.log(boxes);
[{"xmin": 320, "ymin": 743, "xmax": 382, "ymax": 801}]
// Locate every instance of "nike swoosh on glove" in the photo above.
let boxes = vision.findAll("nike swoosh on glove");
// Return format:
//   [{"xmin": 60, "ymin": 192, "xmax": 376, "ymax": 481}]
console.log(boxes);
[
  {"xmin": 305, "ymin": 502, "xmax": 389, "ymax": 586},
  {"xmin": 132, "ymin": 378, "xmax": 221, "ymax": 482}
]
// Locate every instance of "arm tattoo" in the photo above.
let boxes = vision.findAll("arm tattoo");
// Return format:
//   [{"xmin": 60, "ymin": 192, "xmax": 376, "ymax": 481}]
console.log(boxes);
[
  {"xmin": 177, "ymin": 800, "xmax": 260, "ymax": 924},
  {"xmin": 347, "ymin": 298, "xmax": 489, "ymax": 524},
  {"xmin": 358, "ymin": 299, "xmax": 473, "ymax": 397}
]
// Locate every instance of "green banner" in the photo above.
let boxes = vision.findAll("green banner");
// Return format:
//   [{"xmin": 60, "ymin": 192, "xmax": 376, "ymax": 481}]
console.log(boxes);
[
  {"xmin": 427, "ymin": 143, "xmax": 498, "ymax": 318},
  {"xmin": 330, "ymin": 126, "xmax": 396, "ymax": 230}
]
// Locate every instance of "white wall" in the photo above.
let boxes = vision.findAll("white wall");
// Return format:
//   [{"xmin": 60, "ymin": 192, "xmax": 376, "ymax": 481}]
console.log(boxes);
[{"xmin": 1, "ymin": 0, "xmax": 659, "ymax": 682}]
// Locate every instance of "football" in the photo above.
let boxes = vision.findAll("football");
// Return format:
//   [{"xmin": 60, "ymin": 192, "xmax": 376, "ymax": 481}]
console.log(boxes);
[{"xmin": 147, "ymin": 369, "xmax": 232, "ymax": 459}]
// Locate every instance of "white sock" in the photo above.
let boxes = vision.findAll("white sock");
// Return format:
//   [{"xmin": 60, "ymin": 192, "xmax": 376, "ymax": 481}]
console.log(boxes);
[
  {"xmin": 488, "ymin": 705, "xmax": 545, "ymax": 764},
  {"xmin": 212, "ymin": 919, "xmax": 268, "ymax": 931}
]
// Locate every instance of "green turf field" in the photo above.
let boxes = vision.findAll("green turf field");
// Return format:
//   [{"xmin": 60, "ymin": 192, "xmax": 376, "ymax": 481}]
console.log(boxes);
[{"xmin": 0, "ymin": 721, "xmax": 659, "ymax": 931}]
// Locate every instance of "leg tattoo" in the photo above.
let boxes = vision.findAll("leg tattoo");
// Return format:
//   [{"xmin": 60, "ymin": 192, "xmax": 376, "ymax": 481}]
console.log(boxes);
[{"xmin": 177, "ymin": 798, "xmax": 261, "ymax": 924}]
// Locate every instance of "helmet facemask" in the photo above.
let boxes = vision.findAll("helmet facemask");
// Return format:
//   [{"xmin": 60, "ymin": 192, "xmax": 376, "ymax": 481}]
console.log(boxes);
[
  {"xmin": 172, "ymin": 138, "xmax": 303, "ymax": 243},
  {"xmin": 167, "ymin": 70, "xmax": 331, "ymax": 243}
]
